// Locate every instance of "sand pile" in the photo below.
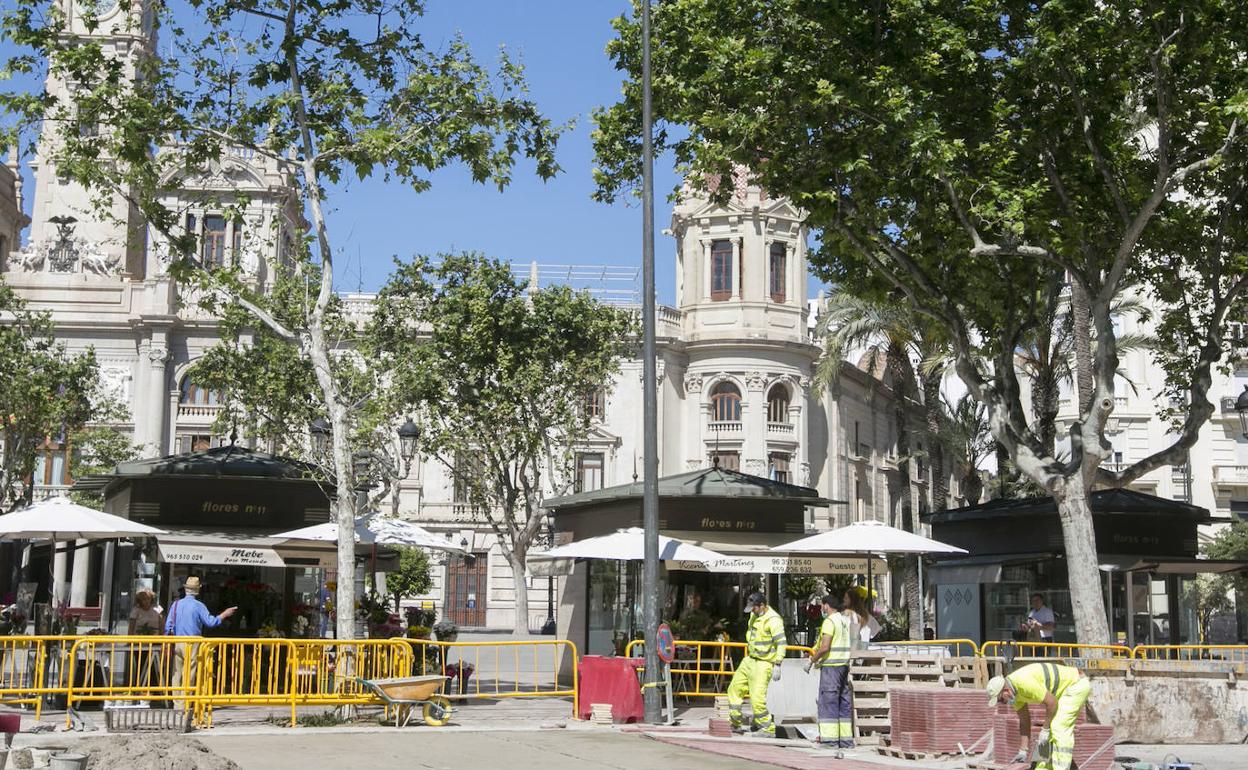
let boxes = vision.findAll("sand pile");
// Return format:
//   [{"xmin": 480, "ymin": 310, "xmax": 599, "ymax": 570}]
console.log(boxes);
[{"xmin": 70, "ymin": 735, "xmax": 240, "ymax": 770}]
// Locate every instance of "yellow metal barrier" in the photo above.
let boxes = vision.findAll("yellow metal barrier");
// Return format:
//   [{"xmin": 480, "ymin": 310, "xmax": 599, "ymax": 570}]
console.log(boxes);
[
  {"xmin": 0, "ymin": 636, "xmax": 80, "ymax": 718},
  {"xmin": 871, "ymin": 639, "xmax": 981, "ymax": 657},
  {"xmin": 980, "ymin": 641, "xmax": 1133, "ymax": 659},
  {"xmin": 1132, "ymin": 645, "xmax": 1248, "ymax": 663},
  {"xmin": 64, "ymin": 636, "xmax": 206, "ymax": 726},
  {"xmin": 626, "ymin": 639, "xmax": 815, "ymax": 699},
  {"xmin": 410, "ymin": 638, "xmax": 579, "ymax": 718},
  {"xmin": 197, "ymin": 638, "xmax": 414, "ymax": 727}
]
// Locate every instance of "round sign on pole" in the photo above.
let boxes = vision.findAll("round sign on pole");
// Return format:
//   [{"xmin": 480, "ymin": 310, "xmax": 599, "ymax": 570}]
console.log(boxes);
[{"xmin": 656, "ymin": 623, "xmax": 676, "ymax": 663}]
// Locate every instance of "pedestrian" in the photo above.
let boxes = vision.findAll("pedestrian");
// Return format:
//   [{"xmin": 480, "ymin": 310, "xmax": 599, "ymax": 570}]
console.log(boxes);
[
  {"xmin": 804, "ymin": 594, "xmax": 853, "ymax": 749},
  {"xmin": 726, "ymin": 591, "xmax": 786, "ymax": 736},
  {"xmin": 986, "ymin": 661, "xmax": 1092, "ymax": 770},
  {"xmin": 164, "ymin": 576, "xmax": 237, "ymax": 706},
  {"xmin": 843, "ymin": 587, "xmax": 880, "ymax": 649},
  {"xmin": 128, "ymin": 588, "xmax": 163, "ymax": 691},
  {"xmin": 1026, "ymin": 593, "xmax": 1056, "ymax": 645}
]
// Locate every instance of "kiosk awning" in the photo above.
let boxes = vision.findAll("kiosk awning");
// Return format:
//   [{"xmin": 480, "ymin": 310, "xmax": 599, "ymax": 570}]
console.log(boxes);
[
  {"xmin": 662, "ymin": 531, "xmax": 886, "ymax": 574},
  {"xmin": 156, "ymin": 529, "xmax": 337, "ymax": 568}
]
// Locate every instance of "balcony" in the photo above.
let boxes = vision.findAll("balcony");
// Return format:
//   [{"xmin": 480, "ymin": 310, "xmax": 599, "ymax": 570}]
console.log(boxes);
[
  {"xmin": 177, "ymin": 403, "xmax": 223, "ymax": 421},
  {"xmin": 1212, "ymin": 465, "xmax": 1248, "ymax": 495},
  {"xmin": 766, "ymin": 421, "xmax": 795, "ymax": 439},
  {"xmin": 707, "ymin": 421, "xmax": 742, "ymax": 436},
  {"xmin": 32, "ymin": 485, "xmax": 72, "ymax": 502}
]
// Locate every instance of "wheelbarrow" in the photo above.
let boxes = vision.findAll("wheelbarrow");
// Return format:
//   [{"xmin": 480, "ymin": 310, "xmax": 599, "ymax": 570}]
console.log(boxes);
[{"xmin": 355, "ymin": 675, "xmax": 453, "ymax": 728}]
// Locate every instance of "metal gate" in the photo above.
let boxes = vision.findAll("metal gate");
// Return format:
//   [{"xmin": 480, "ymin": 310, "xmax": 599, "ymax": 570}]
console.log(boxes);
[{"xmin": 445, "ymin": 553, "xmax": 488, "ymax": 627}]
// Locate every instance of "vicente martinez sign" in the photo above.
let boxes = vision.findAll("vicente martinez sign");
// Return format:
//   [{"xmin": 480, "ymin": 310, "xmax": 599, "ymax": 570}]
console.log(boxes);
[{"xmin": 668, "ymin": 555, "xmax": 886, "ymax": 574}]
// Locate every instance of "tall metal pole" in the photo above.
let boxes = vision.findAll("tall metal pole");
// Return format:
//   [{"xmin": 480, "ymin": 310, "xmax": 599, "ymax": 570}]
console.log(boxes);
[{"xmin": 640, "ymin": 0, "xmax": 662, "ymax": 725}]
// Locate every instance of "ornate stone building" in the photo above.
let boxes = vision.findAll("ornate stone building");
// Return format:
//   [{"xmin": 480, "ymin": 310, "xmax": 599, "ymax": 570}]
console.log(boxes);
[{"xmin": 1, "ymin": 1, "xmax": 928, "ymax": 631}]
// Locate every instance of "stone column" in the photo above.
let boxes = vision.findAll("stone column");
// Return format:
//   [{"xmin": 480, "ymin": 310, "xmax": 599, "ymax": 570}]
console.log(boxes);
[
  {"xmin": 684, "ymin": 372, "xmax": 705, "ymax": 470},
  {"xmin": 138, "ymin": 334, "xmax": 170, "ymax": 457},
  {"xmin": 743, "ymin": 371, "xmax": 767, "ymax": 475},
  {"xmin": 69, "ymin": 540, "xmax": 90, "ymax": 607}
]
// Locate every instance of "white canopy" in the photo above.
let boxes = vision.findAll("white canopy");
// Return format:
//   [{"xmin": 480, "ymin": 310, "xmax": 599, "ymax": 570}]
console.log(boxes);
[
  {"xmin": 771, "ymin": 520, "xmax": 967, "ymax": 556},
  {"xmin": 273, "ymin": 511, "xmax": 466, "ymax": 553},
  {"xmin": 0, "ymin": 497, "xmax": 167, "ymax": 541},
  {"xmin": 529, "ymin": 527, "xmax": 727, "ymax": 562}
]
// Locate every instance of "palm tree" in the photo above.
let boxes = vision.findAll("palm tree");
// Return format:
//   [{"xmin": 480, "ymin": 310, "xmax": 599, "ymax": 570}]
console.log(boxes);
[{"xmin": 815, "ymin": 292, "xmax": 949, "ymax": 640}]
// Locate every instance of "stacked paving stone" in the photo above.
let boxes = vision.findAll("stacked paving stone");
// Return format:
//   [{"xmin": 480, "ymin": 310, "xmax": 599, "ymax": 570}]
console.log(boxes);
[
  {"xmin": 989, "ymin": 703, "xmax": 1115, "ymax": 770},
  {"xmin": 887, "ymin": 685, "xmax": 994, "ymax": 755},
  {"xmin": 589, "ymin": 703, "xmax": 614, "ymax": 725}
]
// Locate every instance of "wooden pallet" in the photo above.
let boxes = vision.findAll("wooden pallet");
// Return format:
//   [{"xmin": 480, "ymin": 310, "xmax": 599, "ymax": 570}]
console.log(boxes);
[{"xmin": 849, "ymin": 650, "xmax": 961, "ymax": 746}]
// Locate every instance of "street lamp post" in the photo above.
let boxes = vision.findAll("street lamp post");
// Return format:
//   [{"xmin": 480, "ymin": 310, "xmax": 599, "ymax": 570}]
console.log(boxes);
[
  {"xmin": 639, "ymin": 0, "xmax": 662, "ymax": 725},
  {"xmin": 1236, "ymin": 385, "xmax": 1248, "ymax": 439}
]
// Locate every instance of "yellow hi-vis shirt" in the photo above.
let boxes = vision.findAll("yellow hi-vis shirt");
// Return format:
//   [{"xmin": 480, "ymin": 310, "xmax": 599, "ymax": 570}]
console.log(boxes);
[
  {"xmin": 746, "ymin": 607, "xmax": 787, "ymax": 663},
  {"xmin": 1007, "ymin": 662, "xmax": 1082, "ymax": 708},
  {"xmin": 817, "ymin": 611, "xmax": 851, "ymax": 667}
]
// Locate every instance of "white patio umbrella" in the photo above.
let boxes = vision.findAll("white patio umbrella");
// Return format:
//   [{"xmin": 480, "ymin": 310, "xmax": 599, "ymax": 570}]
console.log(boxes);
[
  {"xmin": 273, "ymin": 510, "xmax": 467, "ymax": 553},
  {"xmin": 0, "ymin": 496, "xmax": 167, "ymax": 540},
  {"xmin": 528, "ymin": 527, "xmax": 728, "ymax": 563},
  {"xmin": 0, "ymin": 496, "xmax": 169, "ymax": 633},
  {"xmin": 771, "ymin": 520, "xmax": 967, "ymax": 616}
]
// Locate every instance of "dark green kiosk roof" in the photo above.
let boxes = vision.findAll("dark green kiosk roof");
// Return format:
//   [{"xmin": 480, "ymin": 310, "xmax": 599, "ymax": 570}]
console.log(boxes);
[
  {"xmin": 74, "ymin": 445, "xmax": 327, "ymax": 493},
  {"xmin": 542, "ymin": 466, "xmax": 837, "ymax": 512}
]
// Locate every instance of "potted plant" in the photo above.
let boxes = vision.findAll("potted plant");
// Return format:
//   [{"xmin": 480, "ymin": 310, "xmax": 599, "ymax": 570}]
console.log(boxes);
[{"xmin": 432, "ymin": 619, "xmax": 458, "ymax": 643}]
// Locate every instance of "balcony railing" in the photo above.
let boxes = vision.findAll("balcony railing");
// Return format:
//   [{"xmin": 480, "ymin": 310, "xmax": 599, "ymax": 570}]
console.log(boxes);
[
  {"xmin": 177, "ymin": 404, "xmax": 223, "ymax": 420},
  {"xmin": 766, "ymin": 421, "xmax": 795, "ymax": 438},
  {"xmin": 707, "ymin": 421, "xmax": 742, "ymax": 434},
  {"xmin": 1212, "ymin": 465, "xmax": 1248, "ymax": 485},
  {"xmin": 32, "ymin": 485, "xmax": 72, "ymax": 502}
]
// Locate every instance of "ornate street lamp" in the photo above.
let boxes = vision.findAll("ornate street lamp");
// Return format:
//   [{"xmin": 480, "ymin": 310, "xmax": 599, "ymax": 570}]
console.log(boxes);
[
  {"xmin": 309, "ymin": 417, "xmax": 331, "ymax": 455},
  {"xmin": 398, "ymin": 417, "xmax": 420, "ymax": 474},
  {"xmin": 1236, "ymin": 385, "xmax": 1248, "ymax": 438}
]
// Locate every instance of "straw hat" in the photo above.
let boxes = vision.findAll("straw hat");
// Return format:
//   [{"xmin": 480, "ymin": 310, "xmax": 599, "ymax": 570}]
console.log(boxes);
[{"xmin": 183, "ymin": 576, "xmax": 202, "ymax": 592}]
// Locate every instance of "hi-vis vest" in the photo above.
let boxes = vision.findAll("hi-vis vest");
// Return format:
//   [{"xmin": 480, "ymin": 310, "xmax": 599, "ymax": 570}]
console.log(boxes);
[
  {"xmin": 746, "ymin": 607, "xmax": 787, "ymax": 663},
  {"xmin": 817, "ymin": 612, "xmax": 851, "ymax": 667},
  {"xmin": 1007, "ymin": 662, "xmax": 1081, "ymax": 708}
]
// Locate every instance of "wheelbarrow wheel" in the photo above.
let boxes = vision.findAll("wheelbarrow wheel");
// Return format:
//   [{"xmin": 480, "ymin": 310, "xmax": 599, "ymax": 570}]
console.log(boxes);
[{"xmin": 423, "ymin": 696, "xmax": 452, "ymax": 727}]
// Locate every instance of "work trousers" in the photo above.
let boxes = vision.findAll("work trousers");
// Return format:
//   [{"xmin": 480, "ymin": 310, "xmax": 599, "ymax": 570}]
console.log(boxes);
[
  {"xmin": 1039, "ymin": 677, "xmax": 1092, "ymax": 770},
  {"xmin": 816, "ymin": 664, "xmax": 853, "ymax": 747},
  {"xmin": 726, "ymin": 656, "xmax": 775, "ymax": 734}
]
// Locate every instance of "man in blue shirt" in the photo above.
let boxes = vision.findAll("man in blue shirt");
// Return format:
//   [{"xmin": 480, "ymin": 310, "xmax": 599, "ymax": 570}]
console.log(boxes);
[{"xmin": 164, "ymin": 576, "xmax": 236, "ymax": 702}]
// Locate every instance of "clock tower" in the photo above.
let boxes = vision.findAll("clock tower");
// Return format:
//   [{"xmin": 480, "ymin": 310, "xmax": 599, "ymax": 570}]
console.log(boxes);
[{"xmin": 20, "ymin": 0, "xmax": 155, "ymax": 278}]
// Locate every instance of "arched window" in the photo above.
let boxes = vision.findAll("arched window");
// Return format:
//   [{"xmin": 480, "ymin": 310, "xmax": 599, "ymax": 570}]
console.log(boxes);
[
  {"xmin": 179, "ymin": 376, "xmax": 223, "ymax": 406},
  {"xmin": 709, "ymin": 381, "xmax": 742, "ymax": 422},
  {"xmin": 766, "ymin": 384, "xmax": 790, "ymax": 423},
  {"xmin": 769, "ymin": 242, "xmax": 787, "ymax": 303}
]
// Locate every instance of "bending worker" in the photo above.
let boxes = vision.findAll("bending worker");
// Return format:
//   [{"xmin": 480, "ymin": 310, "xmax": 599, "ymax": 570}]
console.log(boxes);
[
  {"xmin": 986, "ymin": 662, "xmax": 1092, "ymax": 770},
  {"xmin": 727, "ymin": 591, "xmax": 786, "ymax": 735},
  {"xmin": 804, "ymin": 594, "xmax": 854, "ymax": 748}
]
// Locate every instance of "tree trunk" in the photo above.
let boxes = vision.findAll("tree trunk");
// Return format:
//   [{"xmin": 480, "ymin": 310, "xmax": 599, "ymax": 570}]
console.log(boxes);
[
  {"xmin": 1052, "ymin": 476, "xmax": 1111, "ymax": 646},
  {"xmin": 508, "ymin": 549, "xmax": 530, "ymax": 636},
  {"xmin": 887, "ymin": 345, "xmax": 921, "ymax": 640},
  {"xmin": 1071, "ymin": 283, "xmax": 1095, "ymax": 414},
  {"xmin": 921, "ymin": 371, "xmax": 946, "ymax": 512}
]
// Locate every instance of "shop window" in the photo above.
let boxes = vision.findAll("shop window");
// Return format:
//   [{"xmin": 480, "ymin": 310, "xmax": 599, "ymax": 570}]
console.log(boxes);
[
  {"xmin": 769, "ymin": 242, "xmax": 787, "ymax": 303},
  {"xmin": 766, "ymin": 383, "xmax": 790, "ymax": 423},
  {"xmin": 583, "ymin": 390, "xmax": 606, "ymax": 420},
  {"xmin": 768, "ymin": 453, "xmax": 790, "ymax": 484},
  {"xmin": 709, "ymin": 451, "xmax": 739, "ymax": 471},
  {"xmin": 575, "ymin": 452, "xmax": 605, "ymax": 493},
  {"xmin": 179, "ymin": 377, "xmax": 223, "ymax": 406},
  {"xmin": 202, "ymin": 215, "xmax": 228, "ymax": 268},
  {"xmin": 710, "ymin": 240, "xmax": 732, "ymax": 300},
  {"xmin": 709, "ymin": 381, "xmax": 742, "ymax": 422}
]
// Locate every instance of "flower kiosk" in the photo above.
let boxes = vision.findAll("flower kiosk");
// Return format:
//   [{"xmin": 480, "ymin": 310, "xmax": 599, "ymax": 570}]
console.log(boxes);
[{"xmin": 77, "ymin": 446, "xmax": 340, "ymax": 638}]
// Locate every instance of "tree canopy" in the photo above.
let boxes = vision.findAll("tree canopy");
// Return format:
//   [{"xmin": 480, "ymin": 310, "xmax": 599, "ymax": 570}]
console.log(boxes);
[
  {"xmin": 367, "ymin": 253, "xmax": 635, "ymax": 633},
  {"xmin": 594, "ymin": 0, "xmax": 1248, "ymax": 643}
]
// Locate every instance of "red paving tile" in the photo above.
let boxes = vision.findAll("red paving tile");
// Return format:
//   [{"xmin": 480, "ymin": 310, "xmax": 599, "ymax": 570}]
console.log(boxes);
[{"xmin": 648, "ymin": 735, "xmax": 945, "ymax": 770}]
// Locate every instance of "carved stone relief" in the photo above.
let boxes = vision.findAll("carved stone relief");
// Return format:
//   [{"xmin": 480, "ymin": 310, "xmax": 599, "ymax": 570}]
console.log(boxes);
[{"xmin": 684, "ymin": 373, "xmax": 704, "ymax": 394}]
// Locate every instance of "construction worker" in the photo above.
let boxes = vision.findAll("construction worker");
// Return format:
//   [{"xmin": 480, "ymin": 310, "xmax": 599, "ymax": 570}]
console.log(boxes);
[
  {"xmin": 804, "ymin": 593, "xmax": 854, "ymax": 748},
  {"xmin": 726, "ymin": 591, "xmax": 786, "ymax": 735},
  {"xmin": 986, "ymin": 662, "xmax": 1092, "ymax": 770}
]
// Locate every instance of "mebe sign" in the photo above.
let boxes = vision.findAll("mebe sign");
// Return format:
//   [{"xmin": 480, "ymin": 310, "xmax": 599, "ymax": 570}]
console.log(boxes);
[
  {"xmin": 668, "ymin": 556, "xmax": 885, "ymax": 575},
  {"xmin": 158, "ymin": 544, "xmax": 286, "ymax": 567}
]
